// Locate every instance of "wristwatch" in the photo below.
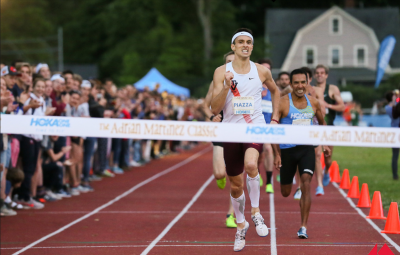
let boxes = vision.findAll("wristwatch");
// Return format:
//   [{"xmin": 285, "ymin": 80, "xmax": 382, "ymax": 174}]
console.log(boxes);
[{"xmin": 209, "ymin": 115, "xmax": 215, "ymax": 121}]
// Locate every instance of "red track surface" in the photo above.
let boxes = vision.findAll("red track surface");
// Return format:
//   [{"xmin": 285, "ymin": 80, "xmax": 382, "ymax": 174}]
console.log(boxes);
[{"xmin": 1, "ymin": 144, "xmax": 399, "ymax": 255}]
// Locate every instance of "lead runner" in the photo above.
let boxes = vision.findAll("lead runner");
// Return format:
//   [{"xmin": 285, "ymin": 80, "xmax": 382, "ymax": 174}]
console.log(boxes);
[{"xmin": 211, "ymin": 28, "xmax": 280, "ymax": 252}]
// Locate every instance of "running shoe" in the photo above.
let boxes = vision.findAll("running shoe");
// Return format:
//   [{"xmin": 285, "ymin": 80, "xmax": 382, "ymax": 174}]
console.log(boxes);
[
  {"xmin": 294, "ymin": 188, "xmax": 302, "ymax": 200},
  {"xmin": 70, "ymin": 187, "xmax": 80, "ymax": 196},
  {"xmin": 5, "ymin": 196, "xmax": 24, "ymax": 210},
  {"xmin": 259, "ymin": 175, "xmax": 263, "ymax": 187},
  {"xmin": 276, "ymin": 174, "xmax": 280, "ymax": 182},
  {"xmin": 25, "ymin": 198, "xmax": 45, "ymax": 209},
  {"xmin": 297, "ymin": 227, "xmax": 308, "ymax": 239},
  {"xmin": 251, "ymin": 212, "xmax": 269, "ymax": 237},
  {"xmin": 315, "ymin": 186, "xmax": 324, "ymax": 196},
  {"xmin": 0, "ymin": 205, "xmax": 17, "ymax": 216},
  {"xmin": 14, "ymin": 199, "xmax": 34, "ymax": 209},
  {"xmin": 77, "ymin": 185, "xmax": 90, "ymax": 193},
  {"xmin": 265, "ymin": 183, "xmax": 274, "ymax": 193},
  {"xmin": 129, "ymin": 160, "xmax": 142, "ymax": 167},
  {"xmin": 233, "ymin": 221, "xmax": 249, "ymax": 252},
  {"xmin": 226, "ymin": 214, "xmax": 237, "ymax": 228},
  {"xmin": 46, "ymin": 190, "xmax": 62, "ymax": 200},
  {"xmin": 101, "ymin": 169, "xmax": 115, "ymax": 178},
  {"xmin": 112, "ymin": 166, "xmax": 124, "ymax": 174},
  {"xmin": 216, "ymin": 177, "xmax": 226, "ymax": 189},
  {"xmin": 323, "ymin": 173, "xmax": 331, "ymax": 186},
  {"xmin": 81, "ymin": 184, "xmax": 94, "ymax": 192},
  {"xmin": 89, "ymin": 175, "xmax": 102, "ymax": 182},
  {"xmin": 55, "ymin": 189, "xmax": 72, "ymax": 198}
]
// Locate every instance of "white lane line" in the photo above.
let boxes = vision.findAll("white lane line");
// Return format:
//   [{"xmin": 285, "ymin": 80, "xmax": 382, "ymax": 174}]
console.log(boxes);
[
  {"xmin": 2, "ymin": 244, "xmax": 393, "ymax": 250},
  {"xmin": 332, "ymin": 182, "xmax": 400, "ymax": 253},
  {"xmin": 270, "ymin": 181, "xmax": 277, "ymax": 255},
  {"xmin": 11, "ymin": 146, "xmax": 211, "ymax": 255},
  {"xmin": 141, "ymin": 175, "xmax": 214, "ymax": 255}
]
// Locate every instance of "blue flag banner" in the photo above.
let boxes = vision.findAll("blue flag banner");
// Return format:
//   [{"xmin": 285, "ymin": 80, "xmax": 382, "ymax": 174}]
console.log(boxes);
[{"xmin": 375, "ymin": 35, "xmax": 396, "ymax": 88}]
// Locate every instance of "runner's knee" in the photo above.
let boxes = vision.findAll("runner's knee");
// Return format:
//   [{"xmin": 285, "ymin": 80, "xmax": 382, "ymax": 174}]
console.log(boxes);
[{"xmin": 244, "ymin": 161, "xmax": 258, "ymax": 175}]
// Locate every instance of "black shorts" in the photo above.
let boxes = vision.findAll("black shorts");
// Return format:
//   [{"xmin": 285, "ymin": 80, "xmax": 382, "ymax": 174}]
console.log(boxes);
[
  {"xmin": 212, "ymin": 141, "xmax": 223, "ymax": 147},
  {"xmin": 223, "ymin": 143, "xmax": 263, "ymax": 177},
  {"xmin": 280, "ymin": 145, "xmax": 315, "ymax": 185}
]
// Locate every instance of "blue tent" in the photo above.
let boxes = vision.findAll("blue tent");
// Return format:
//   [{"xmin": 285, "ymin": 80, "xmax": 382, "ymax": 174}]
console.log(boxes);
[{"xmin": 134, "ymin": 68, "xmax": 190, "ymax": 97}]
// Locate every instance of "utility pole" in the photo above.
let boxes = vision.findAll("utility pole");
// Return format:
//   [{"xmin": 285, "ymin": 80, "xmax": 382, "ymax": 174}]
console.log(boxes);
[{"xmin": 58, "ymin": 27, "xmax": 64, "ymax": 71}]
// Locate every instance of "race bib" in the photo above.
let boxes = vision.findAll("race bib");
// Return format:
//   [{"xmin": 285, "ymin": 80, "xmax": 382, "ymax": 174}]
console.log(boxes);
[
  {"xmin": 293, "ymin": 119, "xmax": 311, "ymax": 126},
  {"xmin": 232, "ymin": 96, "xmax": 254, "ymax": 115},
  {"xmin": 261, "ymin": 100, "xmax": 272, "ymax": 113}
]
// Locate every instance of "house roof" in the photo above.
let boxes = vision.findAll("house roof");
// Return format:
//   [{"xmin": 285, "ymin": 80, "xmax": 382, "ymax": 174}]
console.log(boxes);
[{"xmin": 266, "ymin": 7, "xmax": 400, "ymax": 69}]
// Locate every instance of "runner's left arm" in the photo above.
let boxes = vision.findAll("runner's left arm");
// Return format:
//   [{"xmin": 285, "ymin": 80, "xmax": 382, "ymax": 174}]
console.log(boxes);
[
  {"xmin": 258, "ymin": 64, "xmax": 280, "ymax": 123},
  {"xmin": 280, "ymin": 86, "xmax": 292, "ymax": 97},
  {"xmin": 326, "ymin": 86, "xmax": 345, "ymax": 112},
  {"xmin": 313, "ymin": 98, "xmax": 331, "ymax": 156}
]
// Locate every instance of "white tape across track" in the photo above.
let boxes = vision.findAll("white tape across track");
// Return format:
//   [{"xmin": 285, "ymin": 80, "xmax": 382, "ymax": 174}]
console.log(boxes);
[{"xmin": 2, "ymin": 115, "xmax": 399, "ymax": 147}]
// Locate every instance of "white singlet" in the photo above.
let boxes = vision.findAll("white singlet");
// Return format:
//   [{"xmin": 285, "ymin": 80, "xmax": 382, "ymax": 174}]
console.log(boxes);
[{"xmin": 222, "ymin": 61, "xmax": 266, "ymax": 124}]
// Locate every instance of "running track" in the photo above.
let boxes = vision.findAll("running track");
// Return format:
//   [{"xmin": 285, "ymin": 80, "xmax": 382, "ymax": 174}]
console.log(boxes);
[{"xmin": 1, "ymin": 144, "xmax": 399, "ymax": 255}]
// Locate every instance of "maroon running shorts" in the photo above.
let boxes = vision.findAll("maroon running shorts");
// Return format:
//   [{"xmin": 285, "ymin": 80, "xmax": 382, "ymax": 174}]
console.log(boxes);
[{"xmin": 223, "ymin": 143, "xmax": 263, "ymax": 177}]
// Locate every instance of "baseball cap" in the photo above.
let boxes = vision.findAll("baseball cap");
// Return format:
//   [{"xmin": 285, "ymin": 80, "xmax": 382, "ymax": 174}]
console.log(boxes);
[
  {"xmin": 1, "ymin": 66, "xmax": 21, "ymax": 77},
  {"xmin": 50, "ymin": 74, "xmax": 65, "ymax": 82}
]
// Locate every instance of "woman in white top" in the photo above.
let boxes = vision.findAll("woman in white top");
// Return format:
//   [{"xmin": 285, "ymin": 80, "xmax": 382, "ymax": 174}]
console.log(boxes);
[{"xmin": 17, "ymin": 78, "xmax": 54, "ymax": 208}]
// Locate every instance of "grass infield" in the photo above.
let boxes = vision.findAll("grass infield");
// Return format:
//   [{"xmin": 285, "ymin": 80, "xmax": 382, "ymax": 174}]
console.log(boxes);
[{"xmin": 333, "ymin": 146, "xmax": 399, "ymax": 210}]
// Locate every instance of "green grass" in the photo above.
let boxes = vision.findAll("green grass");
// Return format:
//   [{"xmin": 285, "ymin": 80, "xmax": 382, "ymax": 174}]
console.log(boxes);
[{"xmin": 333, "ymin": 147, "xmax": 399, "ymax": 210}]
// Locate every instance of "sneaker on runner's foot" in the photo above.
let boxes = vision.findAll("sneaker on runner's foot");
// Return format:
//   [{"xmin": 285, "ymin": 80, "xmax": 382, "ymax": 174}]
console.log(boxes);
[
  {"xmin": 251, "ymin": 212, "xmax": 269, "ymax": 237},
  {"xmin": 265, "ymin": 183, "xmax": 274, "ymax": 193},
  {"xmin": 297, "ymin": 227, "xmax": 308, "ymax": 239},
  {"xmin": 0, "ymin": 205, "xmax": 17, "ymax": 216},
  {"xmin": 226, "ymin": 214, "xmax": 237, "ymax": 228},
  {"xmin": 233, "ymin": 221, "xmax": 250, "ymax": 252},
  {"xmin": 315, "ymin": 186, "xmax": 324, "ymax": 196},
  {"xmin": 294, "ymin": 188, "xmax": 302, "ymax": 200},
  {"xmin": 323, "ymin": 173, "xmax": 331, "ymax": 186},
  {"xmin": 216, "ymin": 177, "xmax": 226, "ymax": 189}
]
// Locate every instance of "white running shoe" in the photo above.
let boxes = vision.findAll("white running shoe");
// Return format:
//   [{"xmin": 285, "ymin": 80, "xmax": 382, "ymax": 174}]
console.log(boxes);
[
  {"xmin": 46, "ymin": 190, "xmax": 62, "ymax": 200},
  {"xmin": 234, "ymin": 221, "xmax": 249, "ymax": 252},
  {"xmin": 294, "ymin": 188, "xmax": 302, "ymax": 200},
  {"xmin": 251, "ymin": 212, "xmax": 269, "ymax": 237}
]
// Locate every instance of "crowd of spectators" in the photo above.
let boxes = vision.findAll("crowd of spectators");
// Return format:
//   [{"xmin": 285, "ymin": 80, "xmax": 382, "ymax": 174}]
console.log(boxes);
[{"xmin": 0, "ymin": 62, "xmax": 205, "ymax": 216}]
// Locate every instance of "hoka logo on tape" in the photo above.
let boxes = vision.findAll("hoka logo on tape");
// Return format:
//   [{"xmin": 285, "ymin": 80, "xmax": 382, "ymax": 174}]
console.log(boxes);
[
  {"xmin": 291, "ymin": 113, "xmax": 313, "ymax": 119},
  {"xmin": 246, "ymin": 126, "xmax": 285, "ymax": 135},
  {"xmin": 30, "ymin": 118, "xmax": 70, "ymax": 127}
]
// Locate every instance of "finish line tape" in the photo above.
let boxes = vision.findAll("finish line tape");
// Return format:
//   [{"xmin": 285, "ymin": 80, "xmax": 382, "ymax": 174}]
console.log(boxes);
[{"xmin": 1, "ymin": 115, "xmax": 399, "ymax": 148}]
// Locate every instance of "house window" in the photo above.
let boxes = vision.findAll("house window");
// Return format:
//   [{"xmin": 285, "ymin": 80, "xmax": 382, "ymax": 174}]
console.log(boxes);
[
  {"xmin": 357, "ymin": 48, "xmax": 365, "ymax": 65},
  {"xmin": 353, "ymin": 45, "xmax": 368, "ymax": 67},
  {"xmin": 332, "ymin": 49, "xmax": 339, "ymax": 65},
  {"xmin": 307, "ymin": 49, "xmax": 314, "ymax": 65},
  {"xmin": 329, "ymin": 45, "xmax": 342, "ymax": 67},
  {"xmin": 303, "ymin": 45, "xmax": 317, "ymax": 66},
  {"xmin": 330, "ymin": 15, "xmax": 342, "ymax": 35},
  {"xmin": 332, "ymin": 18, "xmax": 339, "ymax": 33}
]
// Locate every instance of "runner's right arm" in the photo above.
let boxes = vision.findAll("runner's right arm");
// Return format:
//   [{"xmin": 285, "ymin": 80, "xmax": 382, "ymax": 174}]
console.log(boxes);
[{"xmin": 211, "ymin": 66, "xmax": 231, "ymax": 115}]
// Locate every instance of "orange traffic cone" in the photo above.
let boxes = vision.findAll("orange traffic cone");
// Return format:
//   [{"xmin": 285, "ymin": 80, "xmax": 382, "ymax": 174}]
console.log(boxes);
[
  {"xmin": 357, "ymin": 184, "xmax": 371, "ymax": 208},
  {"xmin": 381, "ymin": 202, "xmax": 400, "ymax": 234},
  {"xmin": 367, "ymin": 191, "xmax": 386, "ymax": 220},
  {"xmin": 331, "ymin": 162, "xmax": 341, "ymax": 183},
  {"xmin": 347, "ymin": 176, "xmax": 360, "ymax": 198},
  {"xmin": 320, "ymin": 154, "xmax": 325, "ymax": 170},
  {"xmin": 339, "ymin": 169, "xmax": 351, "ymax": 189}
]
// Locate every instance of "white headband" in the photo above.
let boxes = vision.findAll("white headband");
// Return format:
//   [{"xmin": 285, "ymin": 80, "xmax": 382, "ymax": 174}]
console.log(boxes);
[
  {"xmin": 50, "ymin": 74, "xmax": 65, "ymax": 82},
  {"xmin": 231, "ymin": 32, "xmax": 254, "ymax": 44},
  {"xmin": 81, "ymin": 80, "xmax": 91, "ymax": 88},
  {"xmin": 36, "ymin": 63, "xmax": 49, "ymax": 73}
]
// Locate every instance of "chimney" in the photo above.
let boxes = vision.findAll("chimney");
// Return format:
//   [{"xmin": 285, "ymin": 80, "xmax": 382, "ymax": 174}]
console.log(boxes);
[{"xmin": 345, "ymin": 0, "xmax": 356, "ymax": 8}]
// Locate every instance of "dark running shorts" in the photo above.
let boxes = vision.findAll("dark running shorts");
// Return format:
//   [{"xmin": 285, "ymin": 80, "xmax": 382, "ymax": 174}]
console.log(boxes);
[
  {"xmin": 223, "ymin": 143, "xmax": 263, "ymax": 177},
  {"xmin": 280, "ymin": 145, "xmax": 315, "ymax": 185},
  {"xmin": 212, "ymin": 141, "xmax": 223, "ymax": 147}
]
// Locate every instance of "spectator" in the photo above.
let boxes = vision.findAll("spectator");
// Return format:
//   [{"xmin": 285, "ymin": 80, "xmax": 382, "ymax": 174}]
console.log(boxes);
[
  {"xmin": 36, "ymin": 63, "xmax": 51, "ymax": 79},
  {"xmin": 62, "ymin": 70, "xmax": 74, "ymax": 93},
  {"xmin": 385, "ymin": 91, "xmax": 399, "ymax": 180},
  {"xmin": 15, "ymin": 78, "xmax": 50, "ymax": 209},
  {"xmin": 41, "ymin": 135, "xmax": 71, "ymax": 198}
]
